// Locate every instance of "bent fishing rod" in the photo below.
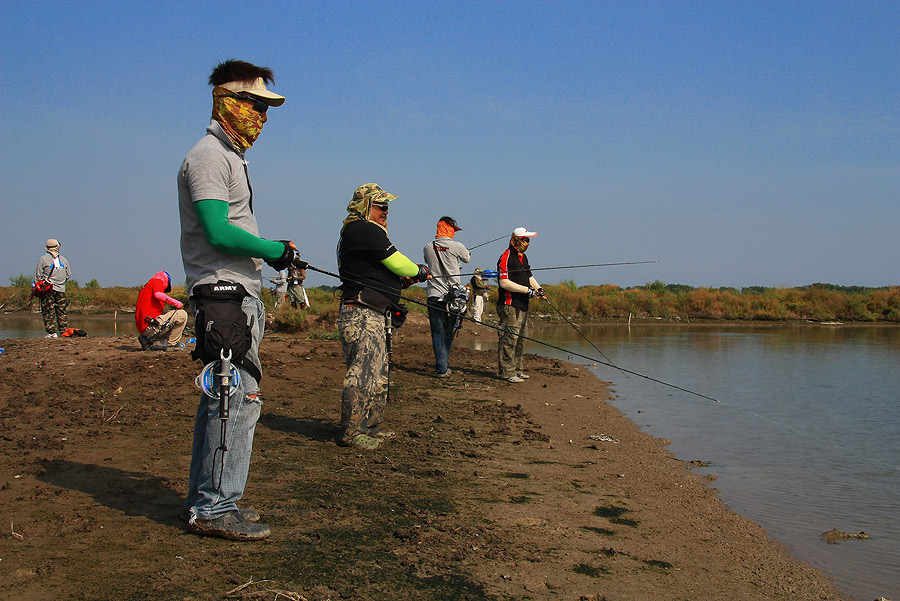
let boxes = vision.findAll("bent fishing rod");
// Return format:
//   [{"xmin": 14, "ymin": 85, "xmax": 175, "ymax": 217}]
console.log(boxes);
[
  {"xmin": 298, "ymin": 260, "xmax": 721, "ymax": 404},
  {"xmin": 427, "ymin": 260, "xmax": 659, "ymax": 280}
]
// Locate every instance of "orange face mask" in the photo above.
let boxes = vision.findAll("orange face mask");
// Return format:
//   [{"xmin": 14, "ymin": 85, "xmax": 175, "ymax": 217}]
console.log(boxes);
[
  {"xmin": 211, "ymin": 85, "xmax": 267, "ymax": 150},
  {"xmin": 436, "ymin": 221, "xmax": 457, "ymax": 239}
]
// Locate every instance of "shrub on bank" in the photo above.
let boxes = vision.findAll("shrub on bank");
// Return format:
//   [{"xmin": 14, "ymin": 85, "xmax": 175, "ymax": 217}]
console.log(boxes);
[{"xmin": 2, "ymin": 281, "xmax": 898, "ymax": 325}]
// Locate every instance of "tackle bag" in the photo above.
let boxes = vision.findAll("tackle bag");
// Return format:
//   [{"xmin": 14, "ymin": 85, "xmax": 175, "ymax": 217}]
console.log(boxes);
[
  {"xmin": 190, "ymin": 281, "xmax": 258, "ymax": 381},
  {"xmin": 31, "ymin": 279, "xmax": 53, "ymax": 297}
]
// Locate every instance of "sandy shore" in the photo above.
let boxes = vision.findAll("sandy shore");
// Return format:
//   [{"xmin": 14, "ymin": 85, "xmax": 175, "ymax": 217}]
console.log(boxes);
[{"xmin": 0, "ymin": 313, "xmax": 847, "ymax": 600}]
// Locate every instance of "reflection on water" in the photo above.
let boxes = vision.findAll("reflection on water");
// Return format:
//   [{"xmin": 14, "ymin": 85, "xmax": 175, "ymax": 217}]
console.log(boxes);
[
  {"xmin": 1, "ymin": 313, "xmax": 129, "ymax": 339},
  {"xmin": 459, "ymin": 322, "xmax": 900, "ymax": 601}
]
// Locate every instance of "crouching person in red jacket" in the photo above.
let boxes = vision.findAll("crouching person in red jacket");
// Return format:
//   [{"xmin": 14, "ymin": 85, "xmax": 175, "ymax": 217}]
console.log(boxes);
[{"xmin": 136, "ymin": 271, "xmax": 188, "ymax": 351}]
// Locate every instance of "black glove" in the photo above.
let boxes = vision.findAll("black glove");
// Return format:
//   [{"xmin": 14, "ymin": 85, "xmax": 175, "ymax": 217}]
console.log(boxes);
[
  {"xmin": 527, "ymin": 287, "xmax": 539, "ymax": 298},
  {"xmin": 415, "ymin": 264, "xmax": 430, "ymax": 283},
  {"xmin": 291, "ymin": 255, "xmax": 309, "ymax": 270},
  {"xmin": 537, "ymin": 286, "xmax": 546, "ymax": 298},
  {"xmin": 265, "ymin": 241, "xmax": 298, "ymax": 271}
]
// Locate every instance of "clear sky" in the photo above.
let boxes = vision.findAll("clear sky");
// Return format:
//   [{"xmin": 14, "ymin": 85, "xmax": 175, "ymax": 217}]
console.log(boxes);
[{"xmin": 1, "ymin": 1, "xmax": 897, "ymax": 290}]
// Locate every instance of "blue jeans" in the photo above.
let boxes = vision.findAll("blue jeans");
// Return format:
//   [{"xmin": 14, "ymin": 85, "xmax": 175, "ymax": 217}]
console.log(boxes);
[
  {"xmin": 184, "ymin": 296, "xmax": 265, "ymax": 520},
  {"xmin": 427, "ymin": 297, "xmax": 458, "ymax": 374}
]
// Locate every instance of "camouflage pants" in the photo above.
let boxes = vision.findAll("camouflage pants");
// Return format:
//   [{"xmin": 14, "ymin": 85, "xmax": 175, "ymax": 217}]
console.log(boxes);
[
  {"xmin": 40, "ymin": 290, "xmax": 68, "ymax": 335},
  {"xmin": 338, "ymin": 304, "xmax": 389, "ymax": 444}
]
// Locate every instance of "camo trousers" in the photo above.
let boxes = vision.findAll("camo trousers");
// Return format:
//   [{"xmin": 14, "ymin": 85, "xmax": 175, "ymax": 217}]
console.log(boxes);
[
  {"xmin": 40, "ymin": 290, "xmax": 68, "ymax": 335},
  {"xmin": 338, "ymin": 304, "xmax": 389, "ymax": 444}
]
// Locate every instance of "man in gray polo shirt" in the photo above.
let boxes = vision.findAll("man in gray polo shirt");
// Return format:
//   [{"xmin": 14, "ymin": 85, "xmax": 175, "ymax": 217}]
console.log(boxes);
[{"xmin": 178, "ymin": 59, "xmax": 302, "ymax": 541}]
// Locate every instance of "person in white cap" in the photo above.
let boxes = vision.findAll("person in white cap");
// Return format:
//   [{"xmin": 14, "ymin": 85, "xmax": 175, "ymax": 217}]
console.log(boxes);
[
  {"xmin": 178, "ymin": 59, "xmax": 302, "ymax": 542},
  {"xmin": 496, "ymin": 227, "xmax": 545, "ymax": 382},
  {"xmin": 34, "ymin": 239, "xmax": 71, "ymax": 337}
]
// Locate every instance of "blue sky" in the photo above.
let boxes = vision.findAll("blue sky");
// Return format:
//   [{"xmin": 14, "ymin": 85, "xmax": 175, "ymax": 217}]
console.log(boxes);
[{"xmin": 1, "ymin": 1, "xmax": 897, "ymax": 290}]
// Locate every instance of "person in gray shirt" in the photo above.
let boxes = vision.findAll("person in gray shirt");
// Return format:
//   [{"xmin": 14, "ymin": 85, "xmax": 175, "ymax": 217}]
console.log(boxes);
[
  {"xmin": 423, "ymin": 216, "xmax": 470, "ymax": 377},
  {"xmin": 34, "ymin": 238, "xmax": 71, "ymax": 338},
  {"xmin": 178, "ymin": 59, "xmax": 302, "ymax": 542}
]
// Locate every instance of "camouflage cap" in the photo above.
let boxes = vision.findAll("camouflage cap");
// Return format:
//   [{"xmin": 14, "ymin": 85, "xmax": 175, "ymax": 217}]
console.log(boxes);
[
  {"xmin": 344, "ymin": 183, "xmax": 398, "ymax": 231},
  {"xmin": 353, "ymin": 183, "xmax": 397, "ymax": 205}
]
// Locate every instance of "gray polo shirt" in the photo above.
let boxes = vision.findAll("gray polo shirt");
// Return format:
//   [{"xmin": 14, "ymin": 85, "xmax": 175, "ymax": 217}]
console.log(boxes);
[
  {"xmin": 423, "ymin": 237, "xmax": 471, "ymax": 299},
  {"xmin": 177, "ymin": 121, "xmax": 263, "ymax": 298}
]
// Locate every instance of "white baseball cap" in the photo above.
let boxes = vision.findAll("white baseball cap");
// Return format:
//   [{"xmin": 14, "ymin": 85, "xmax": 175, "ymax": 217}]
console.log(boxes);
[
  {"xmin": 512, "ymin": 227, "xmax": 536, "ymax": 238},
  {"xmin": 221, "ymin": 77, "xmax": 285, "ymax": 106}
]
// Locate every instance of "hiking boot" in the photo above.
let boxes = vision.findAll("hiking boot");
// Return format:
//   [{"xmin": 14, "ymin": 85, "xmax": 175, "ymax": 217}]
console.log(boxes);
[
  {"xmin": 517, "ymin": 373, "xmax": 530, "ymax": 379},
  {"xmin": 180, "ymin": 507, "xmax": 260, "ymax": 523},
  {"xmin": 165, "ymin": 342, "xmax": 186, "ymax": 352},
  {"xmin": 435, "ymin": 369, "xmax": 452, "ymax": 378},
  {"xmin": 138, "ymin": 335, "xmax": 152, "ymax": 351},
  {"xmin": 45, "ymin": 332, "xmax": 58, "ymax": 338},
  {"xmin": 506, "ymin": 375, "xmax": 525, "ymax": 383},
  {"xmin": 187, "ymin": 510, "xmax": 270, "ymax": 541}
]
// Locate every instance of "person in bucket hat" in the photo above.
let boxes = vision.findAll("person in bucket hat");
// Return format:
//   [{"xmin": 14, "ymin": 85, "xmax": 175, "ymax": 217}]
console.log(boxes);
[
  {"xmin": 178, "ymin": 59, "xmax": 301, "ymax": 542},
  {"xmin": 496, "ymin": 227, "xmax": 545, "ymax": 382},
  {"xmin": 34, "ymin": 238, "xmax": 71, "ymax": 338}
]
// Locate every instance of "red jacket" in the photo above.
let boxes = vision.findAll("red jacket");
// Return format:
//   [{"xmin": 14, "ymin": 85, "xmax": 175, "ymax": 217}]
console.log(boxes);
[{"xmin": 135, "ymin": 272, "xmax": 182, "ymax": 333}]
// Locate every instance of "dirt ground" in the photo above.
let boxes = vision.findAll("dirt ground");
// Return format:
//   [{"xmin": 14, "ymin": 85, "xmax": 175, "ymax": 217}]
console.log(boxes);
[{"xmin": 0, "ymin": 314, "xmax": 847, "ymax": 601}]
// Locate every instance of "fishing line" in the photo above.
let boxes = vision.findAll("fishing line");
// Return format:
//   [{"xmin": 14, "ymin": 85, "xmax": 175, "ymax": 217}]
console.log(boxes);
[
  {"xmin": 467, "ymin": 235, "xmax": 507, "ymax": 250},
  {"xmin": 429, "ymin": 261, "xmax": 659, "ymax": 280},
  {"xmin": 302, "ymin": 262, "xmax": 723, "ymax": 403},
  {"xmin": 301, "ymin": 262, "xmax": 898, "ymax": 470},
  {"xmin": 709, "ymin": 399, "xmax": 900, "ymax": 471},
  {"xmin": 538, "ymin": 294, "xmax": 628, "ymax": 379}
]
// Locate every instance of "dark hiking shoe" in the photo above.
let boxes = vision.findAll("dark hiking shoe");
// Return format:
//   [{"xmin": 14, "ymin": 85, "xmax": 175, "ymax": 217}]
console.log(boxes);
[
  {"xmin": 187, "ymin": 510, "xmax": 270, "ymax": 541},
  {"xmin": 138, "ymin": 335, "xmax": 152, "ymax": 351},
  {"xmin": 180, "ymin": 507, "xmax": 260, "ymax": 523}
]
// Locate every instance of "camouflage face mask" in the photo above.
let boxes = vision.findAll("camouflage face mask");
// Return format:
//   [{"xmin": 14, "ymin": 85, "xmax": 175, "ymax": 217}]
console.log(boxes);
[
  {"xmin": 211, "ymin": 85, "xmax": 268, "ymax": 151},
  {"xmin": 510, "ymin": 234, "xmax": 530, "ymax": 253}
]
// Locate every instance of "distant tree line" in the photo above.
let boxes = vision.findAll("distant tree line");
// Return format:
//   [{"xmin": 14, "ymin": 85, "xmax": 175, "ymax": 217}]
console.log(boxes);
[{"xmin": 4, "ymin": 276, "xmax": 899, "ymax": 324}]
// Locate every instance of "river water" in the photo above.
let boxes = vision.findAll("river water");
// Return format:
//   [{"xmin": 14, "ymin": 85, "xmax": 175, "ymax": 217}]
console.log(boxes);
[
  {"xmin": 3, "ymin": 315, "xmax": 898, "ymax": 599},
  {"xmin": 463, "ymin": 322, "xmax": 900, "ymax": 601}
]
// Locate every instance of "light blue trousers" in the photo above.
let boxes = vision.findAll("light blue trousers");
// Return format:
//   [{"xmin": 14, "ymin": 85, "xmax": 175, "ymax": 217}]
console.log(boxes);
[{"xmin": 184, "ymin": 296, "xmax": 265, "ymax": 520}]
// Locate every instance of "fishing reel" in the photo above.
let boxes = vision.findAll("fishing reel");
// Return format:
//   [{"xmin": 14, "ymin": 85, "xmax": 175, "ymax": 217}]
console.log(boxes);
[
  {"xmin": 447, "ymin": 287, "xmax": 468, "ymax": 315},
  {"xmin": 195, "ymin": 360, "xmax": 241, "ymax": 400}
]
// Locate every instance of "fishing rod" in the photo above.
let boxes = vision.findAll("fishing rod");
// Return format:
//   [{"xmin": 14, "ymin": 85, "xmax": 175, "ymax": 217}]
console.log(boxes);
[
  {"xmin": 427, "ymin": 260, "xmax": 659, "ymax": 280},
  {"xmin": 467, "ymin": 235, "xmax": 507, "ymax": 250},
  {"xmin": 300, "ymin": 261, "xmax": 722, "ymax": 404},
  {"xmin": 538, "ymin": 294, "xmax": 626, "ymax": 379}
]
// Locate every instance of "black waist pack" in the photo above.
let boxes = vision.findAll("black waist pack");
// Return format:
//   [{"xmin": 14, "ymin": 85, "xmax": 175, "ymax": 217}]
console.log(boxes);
[
  {"xmin": 191, "ymin": 281, "xmax": 255, "ymax": 377},
  {"xmin": 353, "ymin": 287, "xmax": 408, "ymax": 329}
]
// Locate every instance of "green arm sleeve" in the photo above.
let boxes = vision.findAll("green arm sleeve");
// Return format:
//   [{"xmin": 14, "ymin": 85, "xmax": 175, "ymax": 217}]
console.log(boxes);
[
  {"xmin": 194, "ymin": 199, "xmax": 284, "ymax": 261},
  {"xmin": 381, "ymin": 251, "xmax": 420, "ymax": 277}
]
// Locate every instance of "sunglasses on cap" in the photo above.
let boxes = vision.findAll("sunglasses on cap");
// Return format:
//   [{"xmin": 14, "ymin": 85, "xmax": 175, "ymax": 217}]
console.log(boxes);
[{"xmin": 216, "ymin": 93, "xmax": 269, "ymax": 113}]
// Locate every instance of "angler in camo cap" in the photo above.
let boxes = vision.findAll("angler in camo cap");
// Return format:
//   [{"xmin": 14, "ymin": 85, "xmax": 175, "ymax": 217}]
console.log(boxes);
[
  {"xmin": 335, "ymin": 183, "xmax": 429, "ymax": 450},
  {"xmin": 342, "ymin": 183, "xmax": 398, "ymax": 232}
]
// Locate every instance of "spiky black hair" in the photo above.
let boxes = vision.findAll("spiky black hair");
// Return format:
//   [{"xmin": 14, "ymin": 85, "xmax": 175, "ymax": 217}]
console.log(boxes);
[{"xmin": 208, "ymin": 59, "xmax": 275, "ymax": 86}]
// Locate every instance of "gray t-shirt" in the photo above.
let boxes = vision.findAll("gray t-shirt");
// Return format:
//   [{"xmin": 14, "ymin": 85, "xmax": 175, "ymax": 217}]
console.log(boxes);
[
  {"xmin": 178, "ymin": 121, "xmax": 263, "ymax": 298},
  {"xmin": 423, "ymin": 237, "xmax": 471, "ymax": 299},
  {"xmin": 34, "ymin": 254, "xmax": 70, "ymax": 292}
]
